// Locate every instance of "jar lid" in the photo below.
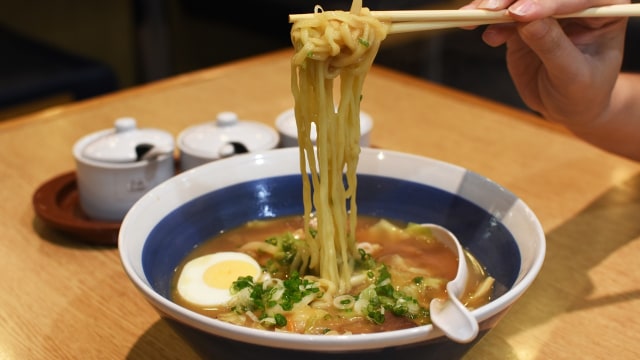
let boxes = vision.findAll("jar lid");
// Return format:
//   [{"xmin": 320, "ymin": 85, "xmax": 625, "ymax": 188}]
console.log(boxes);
[
  {"xmin": 178, "ymin": 112, "xmax": 280, "ymax": 160},
  {"xmin": 80, "ymin": 117, "xmax": 174, "ymax": 163},
  {"xmin": 275, "ymin": 108, "xmax": 373, "ymax": 143}
]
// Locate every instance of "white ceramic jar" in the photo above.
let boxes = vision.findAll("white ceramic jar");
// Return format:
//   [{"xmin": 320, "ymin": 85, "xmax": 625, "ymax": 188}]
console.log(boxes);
[
  {"xmin": 177, "ymin": 111, "xmax": 280, "ymax": 171},
  {"xmin": 73, "ymin": 117, "xmax": 175, "ymax": 222},
  {"xmin": 274, "ymin": 108, "xmax": 373, "ymax": 147}
]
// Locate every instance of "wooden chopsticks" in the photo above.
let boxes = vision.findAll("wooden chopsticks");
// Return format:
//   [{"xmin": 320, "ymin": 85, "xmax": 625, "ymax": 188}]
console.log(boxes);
[{"xmin": 288, "ymin": 3, "xmax": 640, "ymax": 34}]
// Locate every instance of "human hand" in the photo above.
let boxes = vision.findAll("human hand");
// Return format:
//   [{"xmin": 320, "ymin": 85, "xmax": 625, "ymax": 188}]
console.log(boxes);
[{"xmin": 462, "ymin": 0, "xmax": 629, "ymax": 128}]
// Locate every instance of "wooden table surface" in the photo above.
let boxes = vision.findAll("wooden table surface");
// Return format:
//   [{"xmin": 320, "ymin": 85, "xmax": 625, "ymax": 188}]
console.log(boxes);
[{"xmin": 2, "ymin": 49, "xmax": 639, "ymax": 359}]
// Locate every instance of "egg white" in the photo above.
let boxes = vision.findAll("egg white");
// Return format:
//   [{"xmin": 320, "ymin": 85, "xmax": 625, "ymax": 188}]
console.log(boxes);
[{"xmin": 176, "ymin": 251, "xmax": 262, "ymax": 307}]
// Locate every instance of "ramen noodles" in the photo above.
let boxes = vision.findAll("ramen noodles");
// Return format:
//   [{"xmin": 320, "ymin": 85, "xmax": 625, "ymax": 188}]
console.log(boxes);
[
  {"xmin": 289, "ymin": 0, "xmax": 389, "ymax": 294},
  {"xmin": 170, "ymin": 1, "xmax": 494, "ymax": 335}
]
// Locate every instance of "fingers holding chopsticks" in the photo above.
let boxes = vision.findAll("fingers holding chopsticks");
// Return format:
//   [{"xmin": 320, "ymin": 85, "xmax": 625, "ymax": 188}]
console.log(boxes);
[
  {"xmin": 463, "ymin": 0, "xmax": 628, "ymax": 130},
  {"xmin": 464, "ymin": 0, "xmax": 632, "ymax": 20},
  {"xmin": 462, "ymin": 0, "xmax": 631, "ymax": 46}
]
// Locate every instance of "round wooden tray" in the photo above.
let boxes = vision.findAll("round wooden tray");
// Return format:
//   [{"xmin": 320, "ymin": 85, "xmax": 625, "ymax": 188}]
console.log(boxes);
[{"xmin": 32, "ymin": 171, "xmax": 120, "ymax": 246}]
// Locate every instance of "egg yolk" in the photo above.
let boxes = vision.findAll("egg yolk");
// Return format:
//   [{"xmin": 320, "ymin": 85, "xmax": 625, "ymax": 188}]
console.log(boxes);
[
  {"xmin": 176, "ymin": 252, "xmax": 262, "ymax": 307},
  {"xmin": 203, "ymin": 260, "xmax": 259, "ymax": 289}
]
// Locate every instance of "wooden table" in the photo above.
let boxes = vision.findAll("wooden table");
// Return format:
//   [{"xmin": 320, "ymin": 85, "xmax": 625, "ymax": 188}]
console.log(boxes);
[{"xmin": 2, "ymin": 49, "xmax": 639, "ymax": 359}]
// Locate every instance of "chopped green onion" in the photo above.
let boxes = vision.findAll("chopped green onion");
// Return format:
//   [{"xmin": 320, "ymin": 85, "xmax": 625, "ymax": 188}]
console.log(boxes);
[
  {"xmin": 274, "ymin": 313, "xmax": 287, "ymax": 327},
  {"xmin": 358, "ymin": 38, "xmax": 370, "ymax": 47}
]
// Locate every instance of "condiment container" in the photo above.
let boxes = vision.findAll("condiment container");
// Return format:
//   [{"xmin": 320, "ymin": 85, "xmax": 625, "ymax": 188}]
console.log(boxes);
[
  {"xmin": 73, "ymin": 117, "xmax": 175, "ymax": 221},
  {"xmin": 177, "ymin": 111, "xmax": 280, "ymax": 171},
  {"xmin": 274, "ymin": 108, "xmax": 373, "ymax": 147}
]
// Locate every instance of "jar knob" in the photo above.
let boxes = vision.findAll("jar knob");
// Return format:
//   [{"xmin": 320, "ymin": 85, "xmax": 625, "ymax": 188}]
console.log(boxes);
[
  {"xmin": 115, "ymin": 117, "xmax": 137, "ymax": 133},
  {"xmin": 216, "ymin": 112, "xmax": 238, "ymax": 127}
]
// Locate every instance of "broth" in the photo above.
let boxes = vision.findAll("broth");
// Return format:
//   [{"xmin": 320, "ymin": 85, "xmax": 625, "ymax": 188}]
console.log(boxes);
[{"xmin": 171, "ymin": 215, "xmax": 494, "ymax": 335}]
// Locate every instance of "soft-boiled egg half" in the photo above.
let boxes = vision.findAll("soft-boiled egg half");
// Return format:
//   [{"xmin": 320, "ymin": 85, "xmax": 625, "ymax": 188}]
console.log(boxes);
[{"xmin": 176, "ymin": 251, "xmax": 262, "ymax": 307}]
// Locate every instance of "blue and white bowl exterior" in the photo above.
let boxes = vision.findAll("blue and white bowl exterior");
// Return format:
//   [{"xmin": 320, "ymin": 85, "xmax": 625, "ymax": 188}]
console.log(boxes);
[{"xmin": 119, "ymin": 147, "xmax": 545, "ymax": 354}]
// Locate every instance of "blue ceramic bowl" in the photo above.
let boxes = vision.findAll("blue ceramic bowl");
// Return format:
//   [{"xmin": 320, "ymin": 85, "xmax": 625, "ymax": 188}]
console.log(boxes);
[{"xmin": 119, "ymin": 147, "xmax": 545, "ymax": 359}]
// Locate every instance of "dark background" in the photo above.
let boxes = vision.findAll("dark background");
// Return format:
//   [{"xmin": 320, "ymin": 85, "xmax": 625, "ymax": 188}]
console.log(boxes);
[{"xmin": 1, "ymin": 0, "xmax": 638, "ymax": 119}]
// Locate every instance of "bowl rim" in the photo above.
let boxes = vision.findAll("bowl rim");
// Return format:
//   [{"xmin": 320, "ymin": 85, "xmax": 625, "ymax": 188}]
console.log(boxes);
[{"xmin": 118, "ymin": 147, "xmax": 546, "ymax": 352}]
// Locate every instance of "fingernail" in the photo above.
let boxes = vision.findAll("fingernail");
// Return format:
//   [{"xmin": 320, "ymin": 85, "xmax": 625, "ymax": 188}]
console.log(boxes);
[
  {"xmin": 510, "ymin": 1, "xmax": 533, "ymax": 16},
  {"xmin": 478, "ymin": 0, "xmax": 499, "ymax": 10}
]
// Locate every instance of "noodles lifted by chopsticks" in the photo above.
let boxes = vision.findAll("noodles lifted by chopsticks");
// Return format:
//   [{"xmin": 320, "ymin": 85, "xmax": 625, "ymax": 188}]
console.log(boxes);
[{"xmin": 290, "ymin": 3, "xmax": 389, "ymax": 294}]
